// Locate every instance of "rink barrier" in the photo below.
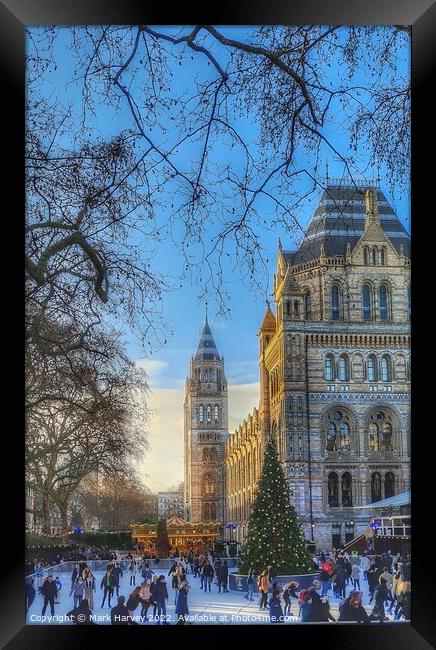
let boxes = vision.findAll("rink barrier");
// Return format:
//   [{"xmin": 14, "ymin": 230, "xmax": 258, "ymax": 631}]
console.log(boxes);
[
  {"xmin": 26, "ymin": 557, "xmax": 242, "ymax": 582},
  {"xmin": 229, "ymin": 572, "xmax": 320, "ymax": 593}
]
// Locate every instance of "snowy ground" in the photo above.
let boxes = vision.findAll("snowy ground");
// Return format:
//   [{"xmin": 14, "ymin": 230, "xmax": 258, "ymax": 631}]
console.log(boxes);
[{"xmin": 26, "ymin": 567, "xmax": 402, "ymax": 626}]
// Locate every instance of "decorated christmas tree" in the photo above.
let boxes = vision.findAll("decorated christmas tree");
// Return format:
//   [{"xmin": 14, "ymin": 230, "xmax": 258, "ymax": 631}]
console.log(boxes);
[
  {"xmin": 240, "ymin": 436, "xmax": 312, "ymax": 575},
  {"xmin": 155, "ymin": 519, "xmax": 171, "ymax": 557}
]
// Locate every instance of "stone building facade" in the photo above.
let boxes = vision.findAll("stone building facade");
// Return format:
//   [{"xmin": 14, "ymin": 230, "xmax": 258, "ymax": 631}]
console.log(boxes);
[
  {"xmin": 184, "ymin": 319, "xmax": 229, "ymax": 523},
  {"xmin": 225, "ymin": 182, "xmax": 411, "ymax": 550}
]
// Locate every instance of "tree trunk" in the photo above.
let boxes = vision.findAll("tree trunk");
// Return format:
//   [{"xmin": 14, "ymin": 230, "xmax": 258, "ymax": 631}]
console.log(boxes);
[
  {"xmin": 59, "ymin": 501, "xmax": 70, "ymax": 542},
  {"xmin": 42, "ymin": 492, "xmax": 51, "ymax": 536}
]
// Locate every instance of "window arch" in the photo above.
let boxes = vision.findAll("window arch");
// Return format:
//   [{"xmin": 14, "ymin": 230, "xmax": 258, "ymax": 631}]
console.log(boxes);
[
  {"xmin": 202, "ymin": 448, "xmax": 210, "ymax": 462},
  {"xmin": 341, "ymin": 472, "xmax": 353, "ymax": 507},
  {"xmin": 325, "ymin": 355, "xmax": 335, "ymax": 381},
  {"xmin": 331, "ymin": 285, "xmax": 340, "ymax": 320},
  {"xmin": 364, "ymin": 247, "xmax": 369, "ymax": 265},
  {"xmin": 380, "ymin": 355, "xmax": 392, "ymax": 382},
  {"xmin": 372, "ymin": 248, "xmax": 377, "ymax": 265},
  {"xmin": 286, "ymin": 301, "xmax": 291, "ymax": 316},
  {"xmin": 362, "ymin": 283, "xmax": 372, "ymax": 321},
  {"xmin": 367, "ymin": 355, "xmax": 377, "ymax": 382},
  {"xmin": 202, "ymin": 473, "xmax": 216, "ymax": 496},
  {"xmin": 325, "ymin": 409, "xmax": 352, "ymax": 452},
  {"xmin": 380, "ymin": 248, "xmax": 386, "ymax": 266},
  {"xmin": 328, "ymin": 472, "xmax": 339, "ymax": 507},
  {"xmin": 384, "ymin": 472, "xmax": 395, "ymax": 498},
  {"xmin": 304, "ymin": 291, "xmax": 312, "ymax": 320},
  {"xmin": 199, "ymin": 405, "xmax": 205, "ymax": 423},
  {"xmin": 294, "ymin": 300, "xmax": 300, "ymax": 318},
  {"xmin": 206, "ymin": 405, "xmax": 212, "ymax": 422},
  {"xmin": 338, "ymin": 355, "xmax": 349, "ymax": 382},
  {"xmin": 379, "ymin": 284, "xmax": 389, "ymax": 321},
  {"xmin": 214, "ymin": 404, "xmax": 219, "ymax": 423},
  {"xmin": 371, "ymin": 472, "xmax": 382, "ymax": 502},
  {"xmin": 368, "ymin": 410, "xmax": 395, "ymax": 453}
]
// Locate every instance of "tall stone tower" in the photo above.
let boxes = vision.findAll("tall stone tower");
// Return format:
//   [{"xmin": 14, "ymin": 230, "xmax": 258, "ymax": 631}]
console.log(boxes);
[{"xmin": 184, "ymin": 318, "xmax": 228, "ymax": 523}]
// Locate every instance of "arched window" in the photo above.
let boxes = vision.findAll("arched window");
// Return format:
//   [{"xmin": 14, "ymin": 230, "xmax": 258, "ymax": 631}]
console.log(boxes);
[
  {"xmin": 362, "ymin": 284, "xmax": 372, "ymax": 321},
  {"xmin": 384, "ymin": 472, "xmax": 395, "ymax": 498},
  {"xmin": 367, "ymin": 355, "xmax": 377, "ymax": 382},
  {"xmin": 214, "ymin": 405, "xmax": 219, "ymax": 423},
  {"xmin": 294, "ymin": 300, "xmax": 300, "ymax": 318},
  {"xmin": 364, "ymin": 247, "xmax": 369, "ymax": 265},
  {"xmin": 341, "ymin": 472, "xmax": 353, "ymax": 507},
  {"xmin": 380, "ymin": 248, "xmax": 386, "ymax": 265},
  {"xmin": 209, "ymin": 448, "xmax": 217, "ymax": 462},
  {"xmin": 372, "ymin": 248, "xmax": 377, "ymax": 265},
  {"xmin": 206, "ymin": 405, "xmax": 212, "ymax": 422},
  {"xmin": 325, "ymin": 355, "xmax": 335, "ymax": 381},
  {"xmin": 338, "ymin": 355, "xmax": 349, "ymax": 381},
  {"xmin": 286, "ymin": 301, "xmax": 291, "ymax": 316},
  {"xmin": 368, "ymin": 423, "xmax": 379, "ymax": 452},
  {"xmin": 202, "ymin": 448, "xmax": 210, "ymax": 462},
  {"xmin": 382, "ymin": 423, "xmax": 393, "ymax": 451},
  {"xmin": 379, "ymin": 285, "xmax": 389, "ymax": 321},
  {"xmin": 325, "ymin": 410, "xmax": 352, "ymax": 451},
  {"xmin": 331, "ymin": 285, "xmax": 340, "ymax": 320},
  {"xmin": 328, "ymin": 473, "xmax": 339, "ymax": 507},
  {"xmin": 371, "ymin": 472, "xmax": 382, "ymax": 502},
  {"xmin": 199, "ymin": 405, "xmax": 205, "ymax": 423},
  {"xmin": 326, "ymin": 423, "xmax": 337, "ymax": 451},
  {"xmin": 304, "ymin": 291, "xmax": 312, "ymax": 320},
  {"xmin": 339, "ymin": 422, "xmax": 350, "ymax": 450},
  {"xmin": 203, "ymin": 473, "xmax": 216, "ymax": 496},
  {"xmin": 380, "ymin": 355, "xmax": 391, "ymax": 382}
]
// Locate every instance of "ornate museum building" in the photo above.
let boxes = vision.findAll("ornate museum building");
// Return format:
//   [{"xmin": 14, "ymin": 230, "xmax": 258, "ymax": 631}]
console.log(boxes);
[{"xmin": 185, "ymin": 182, "xmax": 411, "ymax": 550}]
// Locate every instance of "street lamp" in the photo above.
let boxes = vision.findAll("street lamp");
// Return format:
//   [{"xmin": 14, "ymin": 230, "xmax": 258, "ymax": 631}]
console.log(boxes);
[
  {"xmin": 226, "ymin": 523, "xmax": 236, "ymax": 556},
  {"xmin": 73, "ymin": 526, "xmax": 83, "ymax": 557}
]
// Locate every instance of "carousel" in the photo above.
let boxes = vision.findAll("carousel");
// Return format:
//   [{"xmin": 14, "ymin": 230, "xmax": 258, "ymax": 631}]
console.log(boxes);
[{"xmin": 130, "ymin": 516, "xmax": 221, "ymax": 555}]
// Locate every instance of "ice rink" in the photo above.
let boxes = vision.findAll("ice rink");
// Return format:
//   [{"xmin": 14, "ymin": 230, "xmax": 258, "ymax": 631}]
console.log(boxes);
[{"xmin": 25, "ymin": 564, "xmax": 402, "ymax": 625}]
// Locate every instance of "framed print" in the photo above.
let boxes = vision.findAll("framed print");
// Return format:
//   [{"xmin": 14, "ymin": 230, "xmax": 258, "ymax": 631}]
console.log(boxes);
[{"xmin": 2, "ymin": 0, "xmax": 435, "ymax": 647}]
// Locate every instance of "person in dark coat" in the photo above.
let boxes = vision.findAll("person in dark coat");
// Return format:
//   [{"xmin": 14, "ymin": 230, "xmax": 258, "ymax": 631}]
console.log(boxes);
[
  {"xmin": 319, "ymin": 596, "xmax": 336, "ymax": 622},
  {"xmin": 175, "ymin": 582, "xmax": 190, "ymax": 624},
  {"xmin": 126, "ymin": 586, "xmax": 148, "ymax": 620},
  {"xmin": 41, "ymin": 575, "xmax": 58, "ymax": 616},
  {"xmin": 338, "ymin": 591, "xmax": 370, "ymax": 623},
  {"xmin": 218, "ymin": 561, "xmax": 229, "ymax": 593},
  {"xmin": 307, "ymin": 582, "xmax": 324, "ymax": 622},
  {"xmin": 268, "ymin": 565, "xmax": 278, "ymax": 590},
  {"xmin": 334, "ymin": 565, "xmax": 347, "ymax": 599},
  {"xmin": 369, "ymin": 577, "xmax": 394, "ymax": 623},
  {"xmin": 202, "ymin": 561, "xmax": 214, "ymax": 592},
  {"xmin": 100, "ymin": 568, "xmax": 116, "ymax": 608},
  {"xmin": 111, "ymin": 562, "xmax": 123, "ymax": 597},
  {"xmin": 367, "ymin": 563, "xmax": 379, "ymax": 599},
  {"xmin": 70, "ymin": 564, "xmax": 80, "ymax": 588},
  {"xmin": 111, "ymin": 596, "xmax": 130, "ymax": 625},
  {"xmin": 344, "ymin": 558, "xmax": 353, "ymax": 585},
  {"xmin": 154, "ymin": 575, "xmax": 170, "ymax": 625},
  {"xmin": 67, "ymin": 598, "xmax": 95, "ymax": 625},
  {"xmin": 25, "ymin": 578, "xmax": 36, "ymax": 614},
  {"xmin": 269, "ymin": 589, "xmax": 284, "ymax": 623}
]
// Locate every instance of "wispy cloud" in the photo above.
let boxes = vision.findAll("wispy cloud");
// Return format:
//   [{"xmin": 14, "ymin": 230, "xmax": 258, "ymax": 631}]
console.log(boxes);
[
  {"xmin": 138, "ymin": 381, "xmax": 260, "ymax": 492},
  {"xmin": 136, "ymin": 358, "xmax": 169, "ymax": 375}
]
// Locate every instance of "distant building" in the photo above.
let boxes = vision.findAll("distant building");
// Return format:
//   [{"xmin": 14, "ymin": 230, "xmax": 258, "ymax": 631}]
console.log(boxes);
[
  {"xmin": 25, "ymin": 485, "xmax": 63, "ymax": 536},
  {"xmin": 157, "ymin": 486, "xmax": 185, "ymax": 520}
]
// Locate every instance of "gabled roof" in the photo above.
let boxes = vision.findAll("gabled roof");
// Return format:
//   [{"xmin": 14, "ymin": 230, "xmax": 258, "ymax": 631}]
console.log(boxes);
[
  {"xmin": 286, "ymin": 184, "xmax": 410, "ymax": 264},
  {"xmin": 194, "ymin": 318, "xmax": 221, "ymax": 361}
]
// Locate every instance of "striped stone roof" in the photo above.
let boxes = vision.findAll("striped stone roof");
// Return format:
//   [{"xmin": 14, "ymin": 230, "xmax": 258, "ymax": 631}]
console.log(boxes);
[
  {"xmin": 194, "ymin": 318, "xmax": 221, "ymax": 361},
  {"xmin": 285, "ymin": 184, "xmax": 410, "ymax": 264}
]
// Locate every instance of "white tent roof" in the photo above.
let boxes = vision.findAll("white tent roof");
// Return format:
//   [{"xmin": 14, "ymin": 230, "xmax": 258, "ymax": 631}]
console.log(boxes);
[{"xmin": 354, "ymin": 490, "xmax": 410, "ymax": 510}]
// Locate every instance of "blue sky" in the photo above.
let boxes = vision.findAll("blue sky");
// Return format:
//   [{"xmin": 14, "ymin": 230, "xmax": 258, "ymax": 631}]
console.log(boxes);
[{"xmin": 27, "ymin": 26, "xmax": 410, "ymax": 490}]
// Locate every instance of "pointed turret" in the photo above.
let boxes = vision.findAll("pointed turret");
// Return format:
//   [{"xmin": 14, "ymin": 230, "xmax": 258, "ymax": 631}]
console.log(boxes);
[{"xmin": 195, "ymin": 317, "xmax": 221, "ymax": 361}]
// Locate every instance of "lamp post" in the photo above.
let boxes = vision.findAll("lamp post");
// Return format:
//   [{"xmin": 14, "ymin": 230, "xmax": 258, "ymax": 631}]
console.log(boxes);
[
  {"xmin": 73, "ymin": 526, "xmax": 83, "ymax": 557},
  {"xmin": 226, "ymin": 523, "xmax": 236, "ymax": 557}
]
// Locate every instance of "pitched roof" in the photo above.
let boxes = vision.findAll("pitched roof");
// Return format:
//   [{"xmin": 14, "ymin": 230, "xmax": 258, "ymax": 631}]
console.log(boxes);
[
  {"xmin": 194, "ymin": 318, "xmax": 221, "ymax": 361},
  {"xmin": 285, "ymin": 184, "xmax": 410, "ymax": 264},
  {"xmin": 259, "ymin": 306, "xmax": 276, "ymax": 332}
]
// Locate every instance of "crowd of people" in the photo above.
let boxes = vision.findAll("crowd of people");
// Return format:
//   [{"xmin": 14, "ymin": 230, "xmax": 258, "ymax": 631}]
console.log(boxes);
[
  {"xmin": 25, "ymin": 546, "xmax": 117, "ymax": 576},
  {"xmin": 25, "ymin": 546, "xmax": 411, "ymax": 625}
]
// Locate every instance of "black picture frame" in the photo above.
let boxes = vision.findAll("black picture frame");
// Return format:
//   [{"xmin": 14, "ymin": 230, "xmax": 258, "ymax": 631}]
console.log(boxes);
[{"xmin": 2, "ymin": 0, "xmax": 435, "ymax": 647}]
